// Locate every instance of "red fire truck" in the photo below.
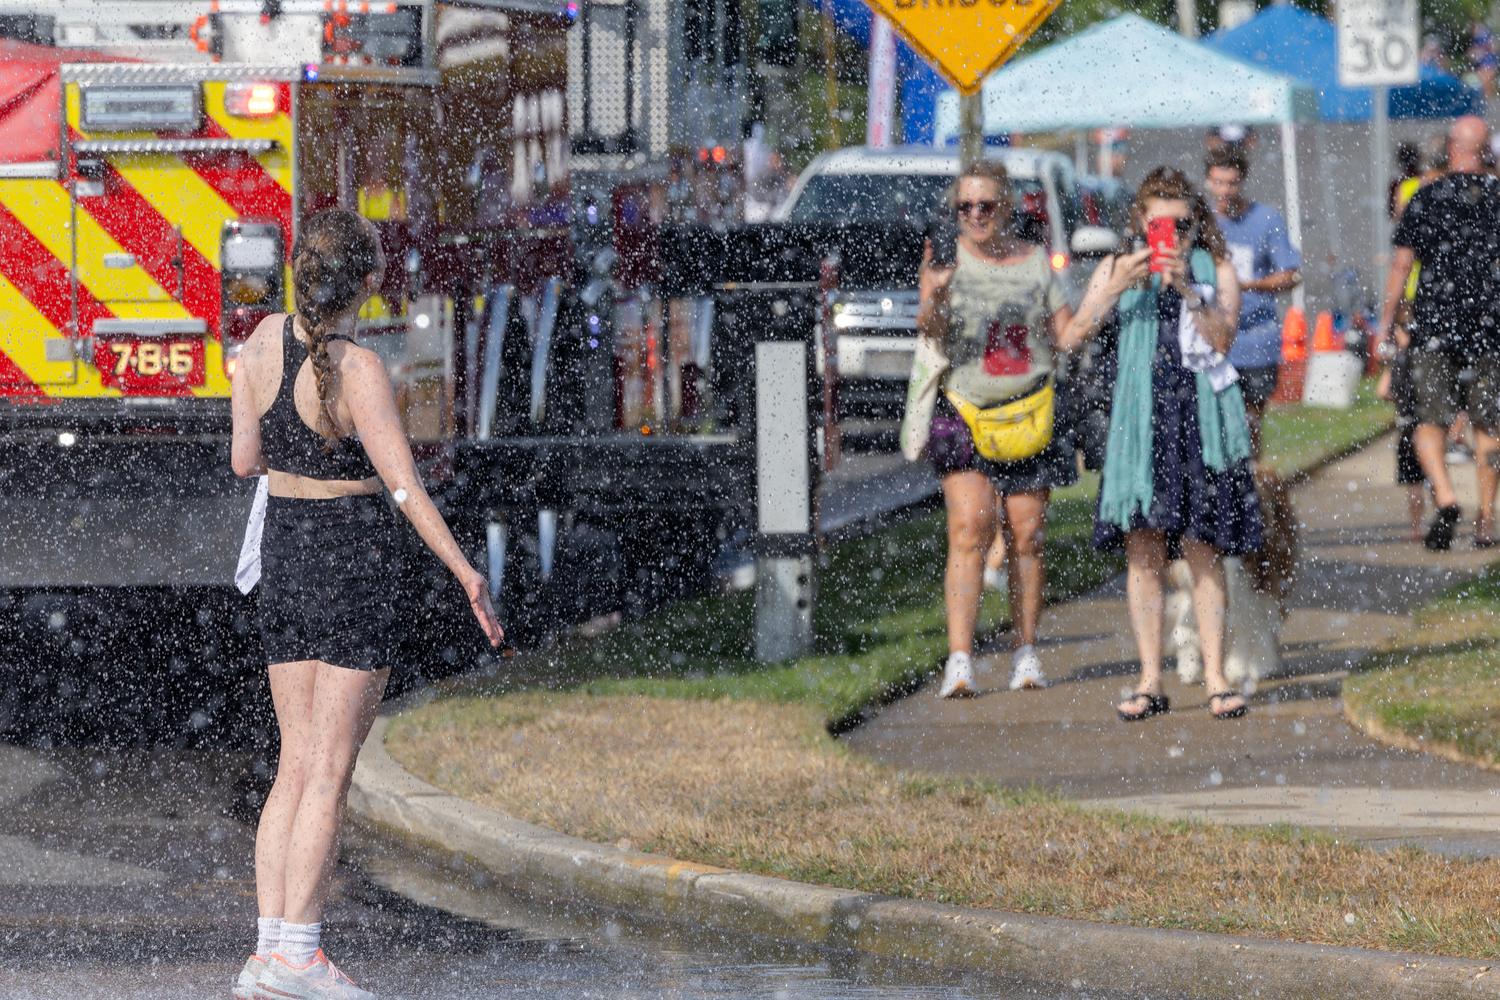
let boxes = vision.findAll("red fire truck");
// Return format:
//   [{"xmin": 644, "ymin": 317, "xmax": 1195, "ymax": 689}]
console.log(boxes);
[{"xmin": 0, "ymin": 2, "xmax": 572, "ymax": 593}]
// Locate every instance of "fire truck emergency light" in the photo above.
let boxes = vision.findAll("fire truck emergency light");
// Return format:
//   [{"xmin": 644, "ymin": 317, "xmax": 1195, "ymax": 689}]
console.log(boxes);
[{"xmin": 224, "ymin": 82, "xmax": 280, "ymax": 118}]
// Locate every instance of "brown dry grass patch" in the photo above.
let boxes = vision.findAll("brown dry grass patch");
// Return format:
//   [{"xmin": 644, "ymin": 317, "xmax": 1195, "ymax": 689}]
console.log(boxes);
[{"xmin": 387, "ymin": 691, "xmax": 1500, "ymax": 958}]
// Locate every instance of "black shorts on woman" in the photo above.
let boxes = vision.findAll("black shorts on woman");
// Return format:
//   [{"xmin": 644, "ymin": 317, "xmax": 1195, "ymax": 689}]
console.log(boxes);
[
  {"xmin": 926, "ymin": 387, "xmax": 1078, "ymax": 495},
  {"xmin": 257, "ymin": 315, "xmax": 399, "ymax": 672}
]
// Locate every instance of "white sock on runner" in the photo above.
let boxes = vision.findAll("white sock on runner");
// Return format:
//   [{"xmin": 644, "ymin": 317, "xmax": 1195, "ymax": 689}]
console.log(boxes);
[
  {"xmin": 278, "ymin": 921, "xmax": 321, "ymax": 967},
  {"xmin": 255, "ymin": 916, "xmax": 283, "ymax": 959}
]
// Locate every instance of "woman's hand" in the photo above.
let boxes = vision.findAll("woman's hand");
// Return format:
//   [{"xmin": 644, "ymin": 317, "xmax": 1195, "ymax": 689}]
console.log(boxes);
[
  {"xmin": 462, "ymin": 569, "xmax": 505, "ymax": 647},
  {"xmin": 916, "ymin": 240, "xmax": 956, "ymax": 340},
  {"xmin": 1055, "ymin": 250, "xmax": 1151, "ymax": 355},
  {"xmin": 1104, "ymin": 248, "xmax": 1152, "ymax": 297},
  {"xmin": 1156, "ymin": 242, "xmax": 1187, "ymax": 292}
]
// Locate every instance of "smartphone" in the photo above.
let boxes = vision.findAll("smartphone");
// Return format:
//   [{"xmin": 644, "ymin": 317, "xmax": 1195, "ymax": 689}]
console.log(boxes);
[
  {"xmin": 927, "ymin": 216, "xmax": 959, "ymax": 268},
  {"xmin": 1145, "ymin": 216, "xmax": 1176, "ymax": 274}
]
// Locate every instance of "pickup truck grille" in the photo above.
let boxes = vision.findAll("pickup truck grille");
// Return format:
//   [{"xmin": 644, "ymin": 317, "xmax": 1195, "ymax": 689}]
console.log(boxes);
[{"xmin": 831, "ymin": 290, "xmax": 920, "ymax": 331}]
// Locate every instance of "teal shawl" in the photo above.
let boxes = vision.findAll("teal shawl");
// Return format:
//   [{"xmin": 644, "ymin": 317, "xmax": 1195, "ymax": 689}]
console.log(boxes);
[{"xmin": 1097, "ymin": 247, "xmax": 1252, "ymax": 531}]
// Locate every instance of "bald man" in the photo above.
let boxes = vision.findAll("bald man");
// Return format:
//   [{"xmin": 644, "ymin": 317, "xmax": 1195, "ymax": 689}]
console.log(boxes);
[{"xmin": 1379, "ymin": 115, "xmax": 1500, "ymax": 550}]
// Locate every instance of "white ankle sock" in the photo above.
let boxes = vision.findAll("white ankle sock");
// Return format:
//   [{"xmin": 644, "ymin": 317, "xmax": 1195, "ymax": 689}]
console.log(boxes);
[
  {"xmin": 277, "ymin": 921, "xmax": 321, "ymax": 967},
  {"xmin": 255, "ymin": 916, "xmax": 282, "ymax": 959},
  {"xmin": 1012, "ymin": 643, "xmax": 1035, "ymax": 665}
]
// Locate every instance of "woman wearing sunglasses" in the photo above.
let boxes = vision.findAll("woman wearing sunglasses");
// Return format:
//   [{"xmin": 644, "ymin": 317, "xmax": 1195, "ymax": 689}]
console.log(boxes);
[
  {"xmin": 1064, "ymin": 166, "xmax": 1260, "ymax": 721},
  {"xmin": 914, "ymin": 159, "xmax": 1080, "ymax": 697}
]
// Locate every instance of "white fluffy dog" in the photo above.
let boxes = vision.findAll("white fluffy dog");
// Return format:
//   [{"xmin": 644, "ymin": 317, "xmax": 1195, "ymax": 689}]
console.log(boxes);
[
  {"xmin": 1162, "ymin": 469, "xmax": 1298, "ymax": 692},
  {"xmin": 1163, "ymin": 557, "xmax": 1284, "ymax": 692}
]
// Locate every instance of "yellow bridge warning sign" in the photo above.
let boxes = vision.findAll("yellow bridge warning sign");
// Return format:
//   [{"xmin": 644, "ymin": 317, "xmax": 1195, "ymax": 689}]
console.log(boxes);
[{"xmin": 866, "ymin": 0, "xmax": 1063, "ymax": 94}]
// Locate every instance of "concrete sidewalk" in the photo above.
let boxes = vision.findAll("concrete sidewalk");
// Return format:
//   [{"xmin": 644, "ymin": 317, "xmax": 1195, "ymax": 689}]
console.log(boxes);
[{"xmin": 845, "ymin": 433, "xmax": 1500, "ymax": 855}]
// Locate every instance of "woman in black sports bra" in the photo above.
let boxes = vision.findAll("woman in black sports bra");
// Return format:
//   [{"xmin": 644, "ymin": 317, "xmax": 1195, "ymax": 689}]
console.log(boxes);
[{"xmin": 229, "ymin": 209, "xmax": 501, "ymax": 1000}]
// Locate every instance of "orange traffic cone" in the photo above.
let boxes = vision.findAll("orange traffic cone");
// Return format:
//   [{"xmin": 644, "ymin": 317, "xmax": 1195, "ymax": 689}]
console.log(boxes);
[
  {"xmin": 1312, "ymin": 311, "xmax": 1339, "ymax": 352},
  {"xmin": 1273, "ymin": 307, "xmax": 1307, "ymax": 403},
  {"xmin": 1281, "ymin": 307, "xmax": 1308, "ymax": 361}
]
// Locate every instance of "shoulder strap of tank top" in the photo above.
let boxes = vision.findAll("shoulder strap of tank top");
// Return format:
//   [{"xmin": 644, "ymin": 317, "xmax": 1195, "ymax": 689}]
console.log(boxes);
[
  {"xmin": 325, "ymin": 333, "xmax": 356, "ymax": 345},
  {"xmin": 279, "ymin": 314, "xmax": 301, "ymax": 392}
]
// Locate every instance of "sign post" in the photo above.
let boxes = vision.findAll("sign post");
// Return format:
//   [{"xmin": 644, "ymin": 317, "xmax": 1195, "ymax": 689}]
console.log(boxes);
[
  {"xmin": 866, "ymin": 16, "xmax": 896, "ymax": 148},
  {"xmin": 1337, "ymin": 0, "xmax": 1418, "ymax": 282}
]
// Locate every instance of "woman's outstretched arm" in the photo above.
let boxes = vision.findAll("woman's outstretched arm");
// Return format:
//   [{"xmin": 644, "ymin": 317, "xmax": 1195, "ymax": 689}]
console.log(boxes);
[
  {"xmin": 342, "ymin": 348, "xmax": 503, "ymax": 646},
  {"xmin": 1056, "ymin": 248, "xmax": 1152, "ymax": 354}
]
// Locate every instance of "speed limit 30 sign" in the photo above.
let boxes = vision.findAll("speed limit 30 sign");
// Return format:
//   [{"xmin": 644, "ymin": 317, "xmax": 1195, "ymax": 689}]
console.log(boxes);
[{"xmin": 1337, "ymin": 0, "xmax": 1419, "ymax": 87}]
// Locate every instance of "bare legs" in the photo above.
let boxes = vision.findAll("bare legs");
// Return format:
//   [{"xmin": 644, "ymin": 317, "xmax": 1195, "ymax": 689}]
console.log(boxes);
[
  {"xmin": 1244, "ymin": 398, "xmax": 1266, "ymax": 462},
  {"xmin": 1002, "ymin": 490, "xmax": 1048, "ymax": 650},
  {"xmin": 943, "ymin": 472, "xmax": 994, "ymax": 656},
  {"xmin": 1414, "ymin": 423, "xmax": 1460, "ymax": 509},
  {"xmin": 1117, "ymin": 530, "xmax": 1245, "ymax": 717},
  {"xmin": 1407, "ymin": 484, "xmax": 1428, "ymax": 541},
  {"xmin": 1473, "ymin": 424, "xmax": 1499, "ymax": 544},
  {"xmin": 256, "ymin": 661, "xmax": 390, "ymax": 925},
  {"xmin": 942, "ymin": 470, "xmax": 1048, "ymax": 654},
  {"xmin": 1412, "ymin": 418, "xmax": 1498, "ymax": 542}
]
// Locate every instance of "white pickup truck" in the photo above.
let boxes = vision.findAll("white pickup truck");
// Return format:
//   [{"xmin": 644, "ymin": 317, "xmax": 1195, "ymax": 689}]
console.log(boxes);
[{"xmin": 773, "ymin": 145, "xmax": 1118, "ymax": 417}]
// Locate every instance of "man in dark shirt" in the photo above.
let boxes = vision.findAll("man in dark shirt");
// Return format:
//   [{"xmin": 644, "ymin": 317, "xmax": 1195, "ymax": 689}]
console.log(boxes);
[{"xmin": 1379, "ymin": 116, "xmax": 1500, "ymax": 550}]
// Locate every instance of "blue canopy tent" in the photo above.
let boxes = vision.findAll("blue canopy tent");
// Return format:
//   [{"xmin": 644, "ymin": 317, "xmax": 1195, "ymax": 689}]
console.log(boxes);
[
  {"xmin": 1204, "ymin": 5, "xmax": 1482, "ymax": 295},
  {"xmin": 1203, "ymin": 4, "xmax": 1483, "ymax": 120}
]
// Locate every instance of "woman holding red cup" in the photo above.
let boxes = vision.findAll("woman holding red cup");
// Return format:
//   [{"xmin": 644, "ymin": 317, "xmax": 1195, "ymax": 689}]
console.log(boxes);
[{"xmin": 1064, "ymin": 167, "xmax": 1261, "ymax": 721}]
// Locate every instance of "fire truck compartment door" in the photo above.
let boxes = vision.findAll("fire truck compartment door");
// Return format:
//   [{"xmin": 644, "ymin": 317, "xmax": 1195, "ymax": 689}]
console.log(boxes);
[
  {"xmin": 0, "ymin": 180, "xmax": 75, "ymax": 386},
  {"xmin": 73, "ymin": 194, "xmax": 181, "ymax": 303}
]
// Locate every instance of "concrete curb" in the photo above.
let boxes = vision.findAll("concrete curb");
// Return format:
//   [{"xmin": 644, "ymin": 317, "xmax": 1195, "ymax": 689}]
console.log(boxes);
[
  {"xmin": 1344, "ymin": 698, "xmax": 1500, "ymax": 775},
  {"xmin": 349, "ymin": 715, "xmax": 1499, "ymax": 999}
]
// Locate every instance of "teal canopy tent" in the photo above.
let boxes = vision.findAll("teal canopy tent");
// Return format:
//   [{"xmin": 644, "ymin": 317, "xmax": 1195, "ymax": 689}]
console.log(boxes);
[
  {"xmin": 934, "ymin": 14, "xmax": 1318, "ymax": 137},
  {"xmin": 933, "ymin": 14, "xmax": 1318, "ymax": 303}
]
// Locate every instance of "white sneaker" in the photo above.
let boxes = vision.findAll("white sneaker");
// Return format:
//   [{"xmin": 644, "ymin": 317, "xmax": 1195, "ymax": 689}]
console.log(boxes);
[
  {"xmin": 982, "ymin": 565, "xmax": 1008, "ymax": 592},
  {"xmin": 255, "ymin": 951, "xmax": 376, "ymax": 1000},
  {"xmin": 1008, "ymin": 645, "xmax": 1047, "ymax": 690},
  {"xmin": 937, "ymin": 651, "xmax": 976, "ymax": 698},
  {"xmin": 234, "ymin": 956, "xmax": 266, "ymax": 1000}
]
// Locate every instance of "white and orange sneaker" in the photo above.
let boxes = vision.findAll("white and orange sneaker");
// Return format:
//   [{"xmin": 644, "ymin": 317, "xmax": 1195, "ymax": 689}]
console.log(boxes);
[
  {"xmin": 1008, "ymin": 644, "xmax": 1048, "ymax": 690},
  {"xmin": 254, "ymin": 950, "xmax": 377, "ymax": 1000},
  {"xmin": 233, "ymin": 955, "xmax": 266, "ymax": 999},
  {"xmin": 937, "ymin": 651, "xmax": 976, "ymax": 698}
]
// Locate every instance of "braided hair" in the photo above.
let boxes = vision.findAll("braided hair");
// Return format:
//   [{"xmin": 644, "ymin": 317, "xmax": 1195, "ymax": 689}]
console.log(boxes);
[{"xmin": 289, "ymin": 210, "xmax": 380, "ymax": 449}]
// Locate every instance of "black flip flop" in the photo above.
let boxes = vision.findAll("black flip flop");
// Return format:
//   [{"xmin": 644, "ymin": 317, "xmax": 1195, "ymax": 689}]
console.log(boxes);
[
  {"xmin": 1425, "ymin": 504, "xmax": 1461, "ymax": 551},
  {"xmin": 1116, "ymin": 692, "xmax": 1169, "ymax": 722},
  {"xmin": 1209, "ymin": 691, "xmax": 1248, "ymax": 720}
]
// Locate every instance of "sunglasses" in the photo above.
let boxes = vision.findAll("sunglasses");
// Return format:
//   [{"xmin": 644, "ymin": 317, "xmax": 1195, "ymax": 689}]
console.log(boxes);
[
  {"xmin": 956, "ymin": 200, "xmax": 1000, "ymax": 217},
  {"xmin": 1153, "ymin": 217, "xmax": 1196, "ymax": 235}
]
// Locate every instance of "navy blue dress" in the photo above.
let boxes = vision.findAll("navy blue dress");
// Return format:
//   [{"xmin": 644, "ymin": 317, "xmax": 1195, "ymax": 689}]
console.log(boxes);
[{"xmin": 1092, "ymin": 284, "xmax": 1264, "ymax": 558}]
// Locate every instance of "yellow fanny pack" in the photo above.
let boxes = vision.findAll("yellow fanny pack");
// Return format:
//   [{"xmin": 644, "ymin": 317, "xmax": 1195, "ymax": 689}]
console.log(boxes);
[{"xmin": 945, "ymin": 379, "xmax": 1054, "ymax": 463}]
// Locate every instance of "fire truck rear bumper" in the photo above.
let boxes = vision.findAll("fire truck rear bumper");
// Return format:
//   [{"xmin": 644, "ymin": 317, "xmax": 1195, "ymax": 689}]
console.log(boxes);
[
  {"xmin": 0, "ymin": 400, "xmax": 252, "ymax": 587},
  {"xmin": 460, "ymin": 435, "xmax": 755, "ymax": 517},
  {"xmin": 0, "ymin": 495, "xmax": 253, "ymax": 587}
]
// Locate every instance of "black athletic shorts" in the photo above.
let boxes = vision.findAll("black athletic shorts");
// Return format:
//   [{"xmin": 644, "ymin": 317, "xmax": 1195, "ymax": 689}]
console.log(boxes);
[
  {"xmin": 1236, "ymin": 365, "xmax": 1280, "ymax": 409},
  {"xmin": 259, "ymin": 493, "xmax": 402, "ymax": 672}
]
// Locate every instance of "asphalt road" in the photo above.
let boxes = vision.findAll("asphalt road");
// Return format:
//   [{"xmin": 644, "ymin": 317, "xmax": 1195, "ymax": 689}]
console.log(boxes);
[{"xmin": 0, "ymin": 744, "xmax": 1114, "ymax": 1000}]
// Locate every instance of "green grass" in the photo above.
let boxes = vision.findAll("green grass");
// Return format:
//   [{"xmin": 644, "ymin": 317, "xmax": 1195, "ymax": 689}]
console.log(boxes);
[
  {"xmin": 1261, "ymin": 376, "xmax": 1395, "ymax": 478},
  {"xmin": 522, "ymin": 474, "xmax": 1118, "ymax": 729},
  {"xmin": 487, "ymin": 381, "xmax": 1394, "ymax": 730},
  {"xmin": 1345, "ymin": 565, "xmax": 1500, "ymax": 766}
]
